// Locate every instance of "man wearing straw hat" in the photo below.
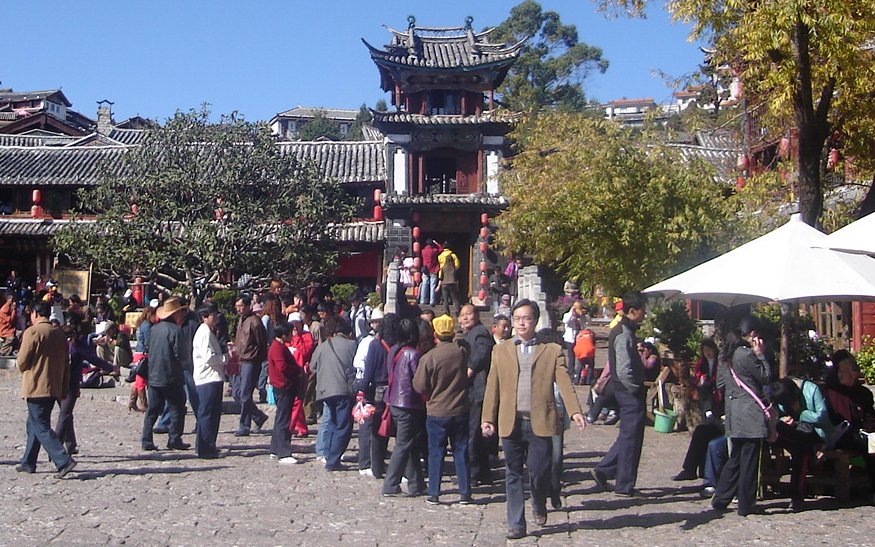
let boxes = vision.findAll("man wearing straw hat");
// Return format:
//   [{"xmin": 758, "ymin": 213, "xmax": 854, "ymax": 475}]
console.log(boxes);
[{"xmin": 141, "ymin": 297, "xmax": 190, "ymax": 451}]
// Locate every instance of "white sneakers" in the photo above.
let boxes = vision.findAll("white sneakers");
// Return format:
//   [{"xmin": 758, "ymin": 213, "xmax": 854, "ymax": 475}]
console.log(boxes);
[
  {"xmin": 278, "ymin": 456, "xmax": 300, "ymax": 465},
  {"xmin": 359, "ymin": 468, "xmax": 374, "ymax": 477}
]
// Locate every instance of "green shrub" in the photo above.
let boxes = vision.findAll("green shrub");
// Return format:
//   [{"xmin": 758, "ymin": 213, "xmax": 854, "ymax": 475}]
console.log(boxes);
[
  {"xmin": 643, "ymin": 301, "xmax": 698, "ymax": 360},
  {"xmin": 857, "ymin": 337, "xmax": 875, "ymax": 384},
  {"xmin": 366, "ymin": 291, "xmax": 381, "ymax": 310},
  {"xmin": 330, "ymin": 283, "xmax": 357, "ymax": 305}
]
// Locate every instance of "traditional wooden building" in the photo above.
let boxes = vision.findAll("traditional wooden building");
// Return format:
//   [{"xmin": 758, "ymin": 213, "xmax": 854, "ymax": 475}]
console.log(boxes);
[{"xmin": 363, "ymin": 16, "xmax": 522, "ymax": 301}]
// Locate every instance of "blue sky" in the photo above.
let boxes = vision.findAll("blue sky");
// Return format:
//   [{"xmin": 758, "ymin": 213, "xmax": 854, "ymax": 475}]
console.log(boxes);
[{"xmin": 2, "ymin": 1, "xmax": 705, "ymax": 123}]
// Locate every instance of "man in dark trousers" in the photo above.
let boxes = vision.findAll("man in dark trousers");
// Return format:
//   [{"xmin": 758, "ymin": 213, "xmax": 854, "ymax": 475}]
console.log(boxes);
[
  {"xmin": 481, "ymin": 299, "xmax": 585, "ymax": 540},
  {"xmin": 16, "ymin": 301, "xmax": 77, "ymax": 478},
  {"xmin": 141, "ymin": 297, "xmax": 190, "ymax": 451},
  {"xmin": 234, "ymin": 295, "xmax": 269, "ymax": 436},
  {"xmin": 458, "ymin": 303, "xmax": 495, "ymax": 485},
  {"xmin": 591, "ymin": 292, "xmax": 647, "ymax": 496}
]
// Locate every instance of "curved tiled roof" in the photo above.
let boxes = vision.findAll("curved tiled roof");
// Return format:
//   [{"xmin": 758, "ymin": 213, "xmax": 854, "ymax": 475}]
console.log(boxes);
[
  {"xmin": 0, "ymin": 218, "xmax": 75, "ymax": 236},
  {"xmin": 363, "ymin": 22, "xmax": 524, "ymax": 70},
  {"xmin": 668, "ymin": 144, "xmax": 738, "ymax": 183},
  {"xmin": 0, "ymin": 134, "xmax": 82, "ymax": 147},
  {"xmin": 278, "ymin": 141, "xmax": 386, "ymax": 184},
  {"xmin": 371, "ymin": 111, "xmax": 518, "ymax": 125},
  {"xmin": 329, "ymin": 221, "xmax": 385, "ymax": 243},
  {"xmin": 107, "ymin": 128, "xmax": 146, "ymax": 145},
  {"xmin": 0, "ymin": 146, "xmax": 129, "ymax": 186}
]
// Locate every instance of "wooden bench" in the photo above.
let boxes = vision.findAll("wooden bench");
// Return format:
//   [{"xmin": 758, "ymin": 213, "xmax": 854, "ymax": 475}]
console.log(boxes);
[{"xmin": 761, "ymin": 446, "xmax": 870, "ymax": 502}]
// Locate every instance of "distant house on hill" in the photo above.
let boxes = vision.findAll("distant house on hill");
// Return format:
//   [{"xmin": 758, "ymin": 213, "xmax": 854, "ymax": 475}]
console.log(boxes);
[{"xmin": 269, "ymin": 106, "xmax": 359, "ymax": 140}]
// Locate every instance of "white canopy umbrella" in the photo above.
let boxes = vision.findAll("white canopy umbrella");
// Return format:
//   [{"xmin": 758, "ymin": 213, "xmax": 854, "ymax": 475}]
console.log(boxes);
[
  {"xmin": 818, "ymin": 211, "xmax": 875, "ymax": 256},
  {"xmin": 644, "ymin": 213, "xmax": 875, "ymax": 376},
  {"xmin": 644, "ymin": 214, "xmax": 875, "ymax": 306}
]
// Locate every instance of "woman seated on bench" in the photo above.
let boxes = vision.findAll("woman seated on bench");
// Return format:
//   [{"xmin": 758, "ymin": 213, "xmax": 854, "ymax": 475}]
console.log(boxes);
[
  {"xmin": 770, "ymin": 377, "xmax": 833, "ymax": 512},
  {"xmin": 823, "ymin": 350, "xmax": 875, "ymax": 495}
]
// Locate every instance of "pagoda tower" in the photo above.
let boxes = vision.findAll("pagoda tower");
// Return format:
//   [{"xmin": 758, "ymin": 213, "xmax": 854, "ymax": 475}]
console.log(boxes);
[{"xmin": 363, "ymin": 16, "xmax": 523, "ymax": 305}]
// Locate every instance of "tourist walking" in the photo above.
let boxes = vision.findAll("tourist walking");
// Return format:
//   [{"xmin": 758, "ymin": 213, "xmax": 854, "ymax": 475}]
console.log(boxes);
[
  {"xmin": 413, "ymin": 314, "xmax": 472, "ymax": 504},
  {"xmin": 268, "ymin": 322, "xmax": 301, "ymax": 464},
  {"xmin": 192, "ymin": 303, "xmax": 227, "ymax": 459},
  {"xmin": 141, "ymin": 297, "xmax": 190, "ymax": 451},
  {"xmin": 481, "ymin": 299, "xmax": 584, "ymax": 539},
  {"xmin": 233, "ymin": 295, "xmax": 269, "ymax": 436},
  {"xmin": 591, "ymin": 293, "xmax": 648, "ymax": 497},
  {"xmin": 311, "ymin": 318, "xmax": 356, "ymax": 471},
  {"xmin": 458, "ymin": 303, "xmax": 496, "ymax": 486},
  {"xmin": 16, "ymin": 301, "xmax": 77, "ymax": 478}
]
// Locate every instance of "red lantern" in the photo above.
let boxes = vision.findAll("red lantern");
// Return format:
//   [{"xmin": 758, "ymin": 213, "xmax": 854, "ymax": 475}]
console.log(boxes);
[
  {"xmin": 413, "ymin": 271, "xmax": 422, "ymax": 284},
  {"xmin": 373, "ymin": 188, "xmax": 382, "ymax": 203},
  {"xmin": 736, "ymin": 153, "xmax": 748, "ymax": 170},
  {"xmin": 131, "ymin": 203, "xmax": 139, "ymax": 215},
  {"xmin": 736, "ymin": 176, "xmax": 746, "ymax": 190},
  {"xmin": 479, "ymin": 227, "xmax": 489, "ymax": 239},
  {"xmin": 479, "ymin": 261, "xmax": 487, "ymax": 273},
  {"xmin": 412, "ymin": 241, "xmax": 421, "ymax": 254},
  {"xmin": 778, "ymin": 137, "xmax": 791, "ymax": 159},
  {"xmin": 478, "ymin": 289, "xmax": 487, "ymax": 302},
  {"xmin": 32, "ymin": 189, "xmax": 41, "ymax": 205},
  {"xmin": 827, "ymin": 148, "xmax": 840, "ymax": 171},
  {"xmin": 373, "ymin": 205, "xmax": 384, "ymax": 221},
  {"xmin": 413, "ymin": 257, "xmax": 422, "ymax": 269},
  {"xmin": 479, "ymin": 274, "xmax": 488, "ymax": 287},
  {"xmin": 30, "ymin": 205, "xmax": 42, "ymax": 218},
  {"xmin": 412, "ymin": 226, "xmax": 421, "ymax": 239},
  {"xmin": 480, "ymin": 212, "xmax": 489, "ymax": 225},
  {"xmin": 411, "ymin": 211, "xmax": 420, "ymax": 223},
  {"xmin": 479, "ymin": 242, "xmax": 488, "ymax": 253}
]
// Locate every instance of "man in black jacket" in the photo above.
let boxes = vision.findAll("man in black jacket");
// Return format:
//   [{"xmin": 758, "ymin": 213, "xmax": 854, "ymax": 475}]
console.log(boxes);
[
  {"xmin": 591, "ymin": 293, "xmax": 647, "ymax": 496},
  {"xmin": 459, "ymin": 303, "xmax": 495, "ymax": 485},
  {"xmin": 141, "ymin": 297, "xmax": 190, "ymax": 451}
]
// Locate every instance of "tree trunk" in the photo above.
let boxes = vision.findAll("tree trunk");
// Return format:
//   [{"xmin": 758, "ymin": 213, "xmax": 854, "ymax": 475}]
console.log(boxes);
[
  {"xmin": 185, "ymin": 267, "xmax": 198, "ymax": 309},
  {"xmin": 857, "ymin": 174, "xmax": 875, "ymax": 218},
  {"xmin": 791, "ymin": 16, "xmax": 833, "ymax": 227}
]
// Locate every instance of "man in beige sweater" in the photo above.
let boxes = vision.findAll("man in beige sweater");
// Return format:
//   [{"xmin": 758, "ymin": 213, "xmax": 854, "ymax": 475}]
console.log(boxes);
[{"xmin": 17, "ymin": 301, "xmax": 77, "ymax": 478}]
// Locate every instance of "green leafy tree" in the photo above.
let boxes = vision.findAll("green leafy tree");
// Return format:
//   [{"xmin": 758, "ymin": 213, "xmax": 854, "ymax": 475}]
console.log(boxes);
[
  {"xmin": 492, "ymin": 0, "xmax": 609, "ymax": 113},
  {"xmin": 348, "ymin": 103, "xmax": 373, "ymax": 141},
  {"xmin": 596, "ymin": 0, "xmax": 875, "ymax": 226},
  {"xmin": 298, "ymin": 109, "xmax": 341, "ymax": 141},
  {"xmin": 52, "ymin": 107, "xmax": 358, "ymax": 305},
  {"xmin": 374, "ymin": 99, "xmax": 388, "ymax": 112},
  {"xmin": 496, "ymin": 113, "xmax": 751, "ymax": 294}
]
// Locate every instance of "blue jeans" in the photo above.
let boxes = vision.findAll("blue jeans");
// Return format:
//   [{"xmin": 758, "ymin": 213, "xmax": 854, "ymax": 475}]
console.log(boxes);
[
  {"xmin": 419, "ymin": 272, "xmax": 437, "ymax": 305},
  {"xmin": 594, "ymin": 387, "xmax": 646, "ymax": 494},
  {"xmin": 21, "ymin": 397, "xmax": 72, "ymax": 471},
  {"xmin": 704, "ymin": 435, "xmax": 728, "ymax": 487},
  {"xmin": 235, "ymin": 361, "xmax": 267, "ymax": 431},
  {"xmin": 158, "ymin": 370, "xmax": 199, "ymax": 429},
  {"xmin": 142, "ymin": 384, "xmax": 187, "ymax": 447},
  {"xmin": 426, "ymin": 414, "xmax": 470, "ymax": 498},
  {"xmin": 502, "ymin": 418, "xmax": 552, "ymax": 533},
  {"xmin": 319, "ymin": 396, "xmax": 353, "ymax": 468},
  {"xmin": 315, "ymin": 402, "xmax": 329, "ymax": 456},
  {"xmin": 195, "ymin": 381, "xmax": 224, "ymax": 456}
]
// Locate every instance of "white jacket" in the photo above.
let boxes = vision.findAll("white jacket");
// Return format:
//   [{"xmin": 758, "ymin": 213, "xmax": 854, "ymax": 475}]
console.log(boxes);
[{"xmin": 192, "ymin": 323, "xmax": 226, "ymax": 385}]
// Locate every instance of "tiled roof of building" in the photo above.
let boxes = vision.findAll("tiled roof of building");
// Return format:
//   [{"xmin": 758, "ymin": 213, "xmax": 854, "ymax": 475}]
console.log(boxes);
[
  {"xmin": 278, "ymin": 141, "xmax": 386, "ymax": 183},
  {"xmin": 360, "ymin": 124, "xmax": 384, "ymax": 141},
  {"xmin": 0, "ymin": 218, "xmax": 76, "ymax": 236},
  {"xmin": 0, "ymin": 89, "xmax": 72, "ymax": 107},
  {"xmin": 363, "ymin": 18, "xmax": 524, "ymax": 69},
  {"xmin": 668, "ymin": 144, "xmax": 738, "ymax": 183},
  {"xmin": 107, "ymin": 128, "xmax": 146, "ymax": 145},
  {"xmin": 0, "ymin": 134, "xmax": 83, "ymax": 147},
  {"xmin": 695, "ymin": 130, "xmax": 741, "ymax": 151},
  {"xmin": 382, "ymin": 193, "xmax": 508, "ymax": 209},
  {"xmin": 275, "ymin": 106, "xmax": 359, "ymax": 121},
  {"xmin": 371, "ymin": 111, "xmax": 518, "ymax": 125},
  {"xmin": 0, "ymin": 146, "xmax": 128, "ymax": 186},
  {"xmin": 329, "ymin": 221, "xmax": 385, "ymax": 243}
]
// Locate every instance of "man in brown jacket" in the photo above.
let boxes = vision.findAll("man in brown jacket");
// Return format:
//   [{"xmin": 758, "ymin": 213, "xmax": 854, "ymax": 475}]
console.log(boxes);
[
  {"xmin": 17, "ymin": 301, "xmax": 77, "ymax": 478},
  {"xmin": 413, "ymin": 314, "xmax": 472, "ymax": 505},
  {"xmin": 234, "ymin": 295, "xmax": 268, "ymax": 436},
  {"xmin": 481, "ymin": 299, "xmax": 585, "ymax": 540}
]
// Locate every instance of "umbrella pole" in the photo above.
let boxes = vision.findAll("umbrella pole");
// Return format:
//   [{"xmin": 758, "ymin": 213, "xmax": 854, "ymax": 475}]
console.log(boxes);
[{"xmin": 779, "ymin": 302, "xmax": 791, "ymax": 378}]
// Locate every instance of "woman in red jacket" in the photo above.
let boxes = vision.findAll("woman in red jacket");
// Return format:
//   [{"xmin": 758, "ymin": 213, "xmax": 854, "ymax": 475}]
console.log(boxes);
[{"xmin": 268, "ymin": 323, "xmax": 300, "ymax": 464}]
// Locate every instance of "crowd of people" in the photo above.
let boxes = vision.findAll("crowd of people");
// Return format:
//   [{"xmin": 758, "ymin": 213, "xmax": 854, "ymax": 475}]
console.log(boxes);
[{"xmin": 10, "ymin": 271, "xmax": 875, "ymax": 540}]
